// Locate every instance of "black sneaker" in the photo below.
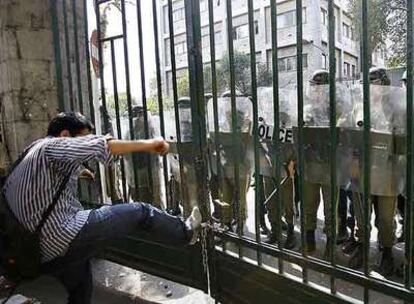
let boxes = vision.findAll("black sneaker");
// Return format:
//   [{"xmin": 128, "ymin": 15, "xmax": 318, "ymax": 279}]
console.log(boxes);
[
  {"xmin": 336, "ymin": 225, "xmax": 349, "ymax": 245},
  {"xmin": 348, "ymin": 242, "xmax": 363, "ymax": 270},
  {"xmin": 185, "ymin": 207, "xmax": 202, "ymax": 245},
  {"xmin": 284, "ymin": 231, "xmax": 296, "ymax": 249},
  {"xmin": 265, "ymin": 233, "xmax": 278, "ymax": 244},
  {"xmin": 342, "ymin": 236, "xmax": 358, "ymax": 254}
]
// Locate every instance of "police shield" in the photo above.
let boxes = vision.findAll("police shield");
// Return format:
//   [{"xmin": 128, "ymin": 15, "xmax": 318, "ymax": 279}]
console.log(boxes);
[
  {"xmin": 121, "ymin": 107, "xmax": 163, "ymax": 208},
  {"xmin": 293, "ymin": 83, "xmax": 353, "ymax": 185},
  {"xmin": 256, "ymin": 87, "xmax": 297, "ymax": 178},
  {"xmin": 343, "ymin": 84, "xmax": 407, "ymax": 196},
  {"xmin": 207, "ymin": 93, "xmax": 254, "ymax": 179}
]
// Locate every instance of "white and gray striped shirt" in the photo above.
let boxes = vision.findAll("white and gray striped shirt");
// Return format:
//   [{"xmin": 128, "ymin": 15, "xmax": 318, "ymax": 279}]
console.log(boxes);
[{"xmin": 4, "ymin": 135, "xmax": 112, "ymax": 262}]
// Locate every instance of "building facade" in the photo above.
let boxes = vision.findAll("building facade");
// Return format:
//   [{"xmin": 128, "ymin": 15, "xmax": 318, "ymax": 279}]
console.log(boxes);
[{"xmin": 159, "ymin": 0, "xmax": 385, "ymax": 94}]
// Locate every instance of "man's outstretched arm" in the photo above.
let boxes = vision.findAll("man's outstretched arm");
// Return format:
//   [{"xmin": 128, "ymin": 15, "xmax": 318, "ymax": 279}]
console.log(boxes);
[{"xmin": 108, "ymin": 138, "xmax": 169, "ymax": 156}]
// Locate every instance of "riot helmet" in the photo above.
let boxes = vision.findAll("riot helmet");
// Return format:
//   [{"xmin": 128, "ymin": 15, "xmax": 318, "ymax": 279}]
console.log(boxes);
[
  {"xmin": 368, "ymin": 67, "xmax": 390, "ymax": 86},
  {"xmin": 309, "ymin": 69, "xmax": 329, "ymax": 85}
]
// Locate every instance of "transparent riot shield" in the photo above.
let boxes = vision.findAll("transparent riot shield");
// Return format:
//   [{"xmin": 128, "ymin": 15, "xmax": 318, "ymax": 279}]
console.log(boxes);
[
  {"xmin": 164, "ymin": 99, "xmax": 197, "ymax": 217},
  {"xmin": 342, "ymin": 84, "xmax": 407, "ymax": 196},
  {"xmin": 122, "ymin": 109, "xmax": 163, "ymax": 208},
  {"xmin": 207, "ymin": 94, "xmax": 254, "ymax": 222},
  {"xmin": 293, "ymin": 83, "xmax": 353, "ymax": 185},
  {"xmin": 256, "ymin": 87, "xmax": 297, "ymax": 178}
]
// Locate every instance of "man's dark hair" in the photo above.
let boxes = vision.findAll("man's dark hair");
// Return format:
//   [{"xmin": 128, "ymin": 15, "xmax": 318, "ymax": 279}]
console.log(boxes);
[{"xmin": 47, "ymin": 112, "xmax": 94, "ymax": 137}]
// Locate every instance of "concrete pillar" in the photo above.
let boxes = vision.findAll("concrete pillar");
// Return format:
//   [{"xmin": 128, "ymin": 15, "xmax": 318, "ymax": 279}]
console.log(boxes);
[{"xmin": 0, "ymin": 0, "xmax": 60, "ymax": 163}]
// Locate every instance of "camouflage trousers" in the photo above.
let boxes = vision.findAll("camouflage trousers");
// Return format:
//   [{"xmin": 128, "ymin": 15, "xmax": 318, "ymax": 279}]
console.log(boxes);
[{"xmin": 264, "ymin": 176, "xmax": 295, "ymax": 226}]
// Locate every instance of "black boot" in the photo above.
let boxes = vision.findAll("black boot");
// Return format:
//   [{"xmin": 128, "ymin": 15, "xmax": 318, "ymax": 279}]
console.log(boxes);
[
  {"xmin": 266, "ymin": 224, "xmax": 278, "ymax": 244},
  {"xmin": 375, "ymin": 247, "xmax": 394, "ymax": 277},
  {"xmin": 348, "ymin": 242, "xmax": 363, "ymax": 269},
  {"xmin": 284, "ymin": 224, "xmax": 296, "ymax": 249},
  {"xmin": 342, "ymin": 236, "xmax": 358, "ymax": 254},
  {"xmin": 336, "ymin": 224, "xmax": 348, "ymax": 245},
  {"xmin": 305, "ymin": 230, "xmax": 316, "ymax": 253}
]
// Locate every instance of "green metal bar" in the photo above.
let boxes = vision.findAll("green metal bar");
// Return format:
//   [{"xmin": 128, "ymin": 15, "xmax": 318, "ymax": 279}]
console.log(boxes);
[
  {"xmin": 95, "ymin": 0, "xmax": 116, "ymax": 201},
  {"xmin": 225, "ymin": 0, "xmax": 243, "ymax": 259},
  {"xmin": 215, "ymin": 232, "xmax": 414, "ymax": 303},
  {"xmin": 270, "ymin": 0, "xmax": 283, "ymax": 274},
  {"xmin": 152, "ymin": 0, "xmax": 170, "ymax": 209},
  {"xmin": 83, "ymin": 0, "xmax": 95, "ymax": 122},
  {"xmin": 247, "ymin": 0, "xmax": 261, "ymax": 266},
  {"xmin": 63, "ymin": 0, "xmax": 74, "ymax": 110},
  {"xmin": 328, "ymin": 0, "xmax": 337, "ymax": 295},
  {"xmin": 136, "ymin": 0, "xmax": 154, "ymax": 200},
  {"xmin": 167, "ymin": 0, "xmax": 188, "ymax": 214},
  {"xmin": 120, "ymin": 0, "xmax": 140, "ymax": 199},
  {"xmin": 100, "ymin": 34, "xmax": 124, "ymax": 42},
  {"xmin": 208, "ymin": 0, "xmax": 223, "ymax": 200},
  {"xmin": 405, "ymin": 0, "xmax": 414, "ymax": 290},
  {"xmin": 72, "ymin": 0, "xmax": 84, "ymax": 112},
  {"xmin": 183, "ymin": 0, "xmax": 209, "ymax": 214},
  {"xmin": 50, "ymin": 0, "xmax": 65, "ymax": 111},
  {"xmin": 296, "ymin": 0, "xmax": 307, "ymax": 283},
  {"xmin": 110, "ymin": 39, "xmax": 128, "ymax": 203},
  {"xmin": 361, "ymin": 0, "xmax": 370, "ymax": 302}
]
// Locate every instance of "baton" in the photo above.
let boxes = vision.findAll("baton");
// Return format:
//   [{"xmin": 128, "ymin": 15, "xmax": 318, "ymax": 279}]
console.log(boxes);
[{"xmin": 263, "ymin": 176, "xmax": 290, "ymax": 210}]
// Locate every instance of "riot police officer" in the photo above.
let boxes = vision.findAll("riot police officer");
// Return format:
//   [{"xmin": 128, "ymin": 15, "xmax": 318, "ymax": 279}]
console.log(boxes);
[{"xmin": 348, "ymin": 67, "xmax": 399, "ymax": 276}]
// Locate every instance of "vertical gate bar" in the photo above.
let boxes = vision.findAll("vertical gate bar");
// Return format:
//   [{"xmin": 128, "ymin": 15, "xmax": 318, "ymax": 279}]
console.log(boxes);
[
  {"xmin": 83, "ymin": 0, "xmax": 103, "ymax": 203},
  {"xmin": 96, "ymin": 1, "xmax": 117, "ymax": 202},
  {"xmin": 361, "ymin": 0, "xmax": 371, "ymax": 301},
  {"xmin": 208, "ymin": 0, "xmax": 223, "ymax": 203},
  {"xmin": 207, "ymin": 0, "xmax": 220, "ymax": 296},
  {"xmin": 225, "ymin": 0, "xmax": 243, "ymax": 258},
  {"xmin": 63, "ymin": 0, "xmax": 75, "ymax": 111},
  {"xmin": 50, "ymin": 0, "xmax": 65, "ymax": 111},
  {"xmin": 120, "ymin": 0, "xmax": 140, "ymax": 199},
  {"xmin": 183, "ymin": 0, "xmax": 209, "ymax": 226},
  {"xmin": 184, "ymin": 0, "xmax": 211, "ymax": 292},
  {"xmin": 168, "ymin": 0, "xmax": 189, "ymax": 214},
  {"xmin": 110, "ymin": 39, "xmax": 128, "ymax": 203},
  {"xmin": 247, "ymin": 0, "xmax": 262, "ymax": 265},
  {"xmin": 136, "ymin": 0, "xmax": 154, "ymax": 199},
  {"xmin": 152, "ymin": 0, "xmax": 170, "ymax": 209},
  {"xmin": 270, "ymin": 0, "xmax": 283, "ymax": 274},
  {"xmin": 328, "ymin": 0, "xmax": 337, "ymax": 294},
  {"xmin": 296, "ymin": 0, "xmax": 307, "ymax": 283},
  {"xmin": 83, "ymin": 0, "xmax": 95, "ymax": 122},
  {"xmin": 405, "ymin": 0, "xmax": 414, "ymax": 290},
  {"xmin": 72, "ymin": 0, "xmax": 84, "ymax": 112}
]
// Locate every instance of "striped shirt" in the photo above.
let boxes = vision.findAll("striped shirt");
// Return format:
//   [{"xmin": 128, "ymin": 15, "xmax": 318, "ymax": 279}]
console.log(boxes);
[{"xmin": 4, "ymin": 135, "xmax": 112, "ymax": 262}]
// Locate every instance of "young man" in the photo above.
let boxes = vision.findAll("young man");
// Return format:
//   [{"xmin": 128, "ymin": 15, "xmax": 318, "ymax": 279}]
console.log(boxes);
[{"xmin": 3, "ymin": 112, "xmax": 202, "ymax": 304}]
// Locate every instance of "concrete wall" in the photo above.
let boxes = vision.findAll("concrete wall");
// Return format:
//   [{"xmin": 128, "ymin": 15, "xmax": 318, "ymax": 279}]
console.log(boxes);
[{"xmin": 0, "ymin": 0, "xmax": 59, "ymax": 163}]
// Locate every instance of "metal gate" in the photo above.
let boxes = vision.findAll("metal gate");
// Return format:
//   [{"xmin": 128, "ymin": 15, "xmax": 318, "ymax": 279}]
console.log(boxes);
[{"xmin": 50, "ymin": 0, "xmax": 414, "ymax": 303}]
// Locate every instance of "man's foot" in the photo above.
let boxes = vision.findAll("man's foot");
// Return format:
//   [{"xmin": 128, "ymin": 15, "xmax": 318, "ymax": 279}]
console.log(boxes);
[
  {"xmin": 284, "ymin": 225, "xmax": 296, "ymax": 249},
  {"xmin": 336, "ymin": 225, "xmax": 348, "ymax": 245},
  {"xmin": 186, "ymin": 207, "xmax": 202, "ymax": 245},
  {"xmin": 342, "ymin": 236, "xmax": 358, "ymax": 254},
  {"xmin": 348, "ymin": 242, "xmax": 363, "ymax": 269},
  {"xmin": 374, "ymin": 247, "xmax": 394, "ymax": 277}
]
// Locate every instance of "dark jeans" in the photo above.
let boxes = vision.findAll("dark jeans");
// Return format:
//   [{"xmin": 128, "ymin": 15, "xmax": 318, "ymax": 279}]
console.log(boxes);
[{"xmin": 42, "ymin": 202, "xmax": 191, "ymax": 304}]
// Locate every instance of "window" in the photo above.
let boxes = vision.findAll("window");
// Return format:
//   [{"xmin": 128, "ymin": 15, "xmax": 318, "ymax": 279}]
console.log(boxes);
[
  {"xmin": 173, "ymin": 7, "xmax": 185, "ymax": 21},
  {"xmin": 352, "ymin": 65, "xmax": 356, "ymax": 78},
  {"xmin": 277, "ymin": 8, "xmax": 307, "ymax": 29},
  {"xmin": 202, "ymin": 34, "xmax": 210, "ymax": 49},
  {"xmin": 278, "ymin": 54, "xmax": 308, "ymax": 72},
  {"xmin": 215, "ymin": 31, "xmax": 222, "ymax": 45},
  {"xmin": 343, "ymin": 23, "xmax": 351, "ymax": 39},
  {"xmin": 233, "ymin": 22, "xmax": 259, "ymax": 40},
  {"xmin": 321, "ymin": 8, "xmax": 328, "ymax": 26},
  {"xmin": 175, "ymin": 41, "xmax": 186, "ymax": 55},
  {"xmin": 344, "ymin": 62, "xmax": 351, "ymax": 77},
  {"xmin": 322, "ymin": 54, "xmax": 327, "ymax": 69},
  {"xmin": 200, "ymin": 0, "xmax": 207, "ymax": 12}
]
